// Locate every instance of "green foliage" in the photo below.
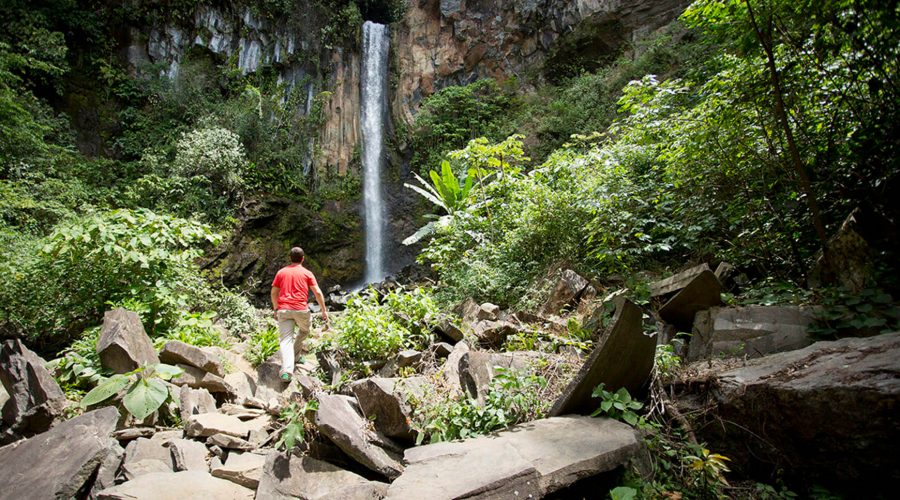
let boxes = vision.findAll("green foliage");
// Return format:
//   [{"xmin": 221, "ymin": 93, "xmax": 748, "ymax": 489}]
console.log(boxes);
[
  {"xmin": 323, "ymin": 287, "xmax": 439, "ymax": 361},
  {"xmin": 411, "ymin": 79, "xmax": 516, "ymax": 176},
  {"xmin": 155, "ymin": 311, "xmax": 229, "ymax": 349},
  {"xmin": 810, "ymin": 286, "xmax": 900, "ymax": 339},
  {"xmin": 81, "ymin": 363, "xmax": 183, "ymax": 421},
  {"xmin": 411, "ymin": 367, "xmax": 548, "ymax": 444},
  {"xmin": 608, "ymin": 486, "xmax": 638, "ymax": 500},
  {"xmin": 654, "ymin": 343, "xmax": 682, "ymax": 381},
  {"xmin": 246, "ymin": 326, "xmax": 281, "ymax": 367},
  {"xmin": 0, "ymin": 209, "xmax": 220, "ymax": 345},
  {"xmin": 275, "ymin": 399, "xmax": 318, "ymax": 451},
  {"xmin": 49, "ymin": 327, "xmax": 109, "ymax": 396},
  {"xmin": 590, "ymin": 384, "xmax": 643, "ymax": 426},
  {"xmin": 172, "ymin": 126, "xmax": 248, "ymax": 199}
]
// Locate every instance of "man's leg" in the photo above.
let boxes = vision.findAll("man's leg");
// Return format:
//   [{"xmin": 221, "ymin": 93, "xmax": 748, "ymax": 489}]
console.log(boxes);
[
  {"xmin": 276, "ymin": 311, "xmax": 297, "ymax": 375},
  {"xmin": 293, "ymin": 311, "xmax": 312, "ymax": 362}
]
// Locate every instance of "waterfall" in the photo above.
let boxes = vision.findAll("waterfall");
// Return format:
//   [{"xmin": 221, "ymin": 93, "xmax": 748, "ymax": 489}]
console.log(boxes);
[{"xmin": 360, "ymin": 21, "xmax": 389, "ymax": 283}]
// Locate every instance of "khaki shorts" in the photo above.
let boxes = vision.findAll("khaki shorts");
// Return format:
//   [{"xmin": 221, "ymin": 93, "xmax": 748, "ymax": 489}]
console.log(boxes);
[{"xmin": 276, "ymin": 309, "xmax": 311, "ymax": 342}]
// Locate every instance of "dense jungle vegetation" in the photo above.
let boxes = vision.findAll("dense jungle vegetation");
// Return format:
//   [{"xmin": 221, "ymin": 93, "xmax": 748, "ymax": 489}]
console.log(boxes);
[{"xmin": 0, "ymin": 0, "xmax": 898, "ymax": 496}]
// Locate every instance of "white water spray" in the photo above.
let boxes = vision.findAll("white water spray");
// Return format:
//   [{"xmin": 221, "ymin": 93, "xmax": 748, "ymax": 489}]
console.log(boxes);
[{"xmin": 360, "ymin": 21, "xmax": 389, "ymax": 283}]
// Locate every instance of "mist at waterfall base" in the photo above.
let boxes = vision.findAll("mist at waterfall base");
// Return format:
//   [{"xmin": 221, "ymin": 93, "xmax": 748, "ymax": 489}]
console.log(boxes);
[{"xmin": 360, "ymin": 21, "xmax": 390, "ymax": 285}]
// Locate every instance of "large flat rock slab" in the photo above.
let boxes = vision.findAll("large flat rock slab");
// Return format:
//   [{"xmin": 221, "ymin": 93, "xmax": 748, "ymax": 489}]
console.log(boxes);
[
  {"xmin": 688, "ymin": 305, "xmax": 815, "ymax": 361},
  {"xmin": 550, "ymin": 299, "xmax": 655, "ymax": 416},
  {"xmin": 96, "ymin": 470, "xmax": 255, "ymax": 499},
  {"xmin": 159, "ymin": 340, "xmax": 225, "ymax": 377},
  {"xmin": 256, "ymin": 453, "xmax": 389, "ymax": 500},
  {"xmin": 0, "ymin": 407, "xmax": 119, "ymax": 498},
  {"xmin": 687, "ymin": 333, "xmax": 900, "ymax": 494},
  {"xmin": 387, "ymin": 416, "xmax": 639, "ymax": 498},
  {"xmin": 350, "ymin": 377, "xmax": 426, "ymax": 443}
]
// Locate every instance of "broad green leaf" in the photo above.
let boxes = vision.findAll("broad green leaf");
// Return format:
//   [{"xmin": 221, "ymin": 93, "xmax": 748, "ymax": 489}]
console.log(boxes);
[
  {"xmin": 82, "ymin": 375, "xmax": 130, "ymax": 408},
  {"xmin": 154, "ymin": 363, "xmax": 184, "ymax": 380},
  {"xmin": 123, "ymin": 378, "xmax": 169, "ymax": 420}
]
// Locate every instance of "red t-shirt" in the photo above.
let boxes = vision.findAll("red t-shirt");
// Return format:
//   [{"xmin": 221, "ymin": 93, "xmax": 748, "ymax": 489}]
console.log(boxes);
[{"xmin": 272, "ymin": 264, "xmax": 318, "ymax": 310}]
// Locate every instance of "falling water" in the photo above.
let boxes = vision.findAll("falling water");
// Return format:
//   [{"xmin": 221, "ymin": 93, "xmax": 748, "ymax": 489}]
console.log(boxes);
[{"xmin": 360, "ymin": 21, "xmax": 389, "ymax": 283}]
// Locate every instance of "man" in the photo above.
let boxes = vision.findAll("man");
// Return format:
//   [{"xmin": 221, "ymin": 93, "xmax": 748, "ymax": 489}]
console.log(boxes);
[{"xmin": 271, "ymin": 247, "xmax": 328, "ymax": 382}]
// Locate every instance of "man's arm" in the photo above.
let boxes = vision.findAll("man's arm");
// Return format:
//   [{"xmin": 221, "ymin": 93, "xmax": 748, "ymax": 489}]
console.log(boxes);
[
  {"xmin": 311, "ymin": 285, "xmax": 328, "ymax": 323},
  {"xmin": 271, "ymin": 286, "xmax": 280, "ymax": 318}
]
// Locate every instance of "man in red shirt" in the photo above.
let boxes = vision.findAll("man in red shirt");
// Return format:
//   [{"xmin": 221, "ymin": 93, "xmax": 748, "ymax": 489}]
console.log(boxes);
[{"xmin": 270, "ymin": 247, "xmax": 328, "ymax": 381}]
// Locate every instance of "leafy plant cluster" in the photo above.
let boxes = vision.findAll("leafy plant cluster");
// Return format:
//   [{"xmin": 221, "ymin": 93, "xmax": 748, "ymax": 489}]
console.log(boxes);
[
  {"xmin": 809, "ymin": 286, "xmax": 900, "ymax": 339},
  {"xmin": 410, "ymin": 367, "xmax": 548, "ymax": 444},
  {"xmin": 246, "ymin": 325, "xmax": 281, "ymax": 367},
  {"xmin": 321, "ymin": 287, "xmax": 440, "ymax": 361},
  {"xmin": 81, "ymin": 363, "xmax": 184, "ymax": 422},
  {"xmin": 275, "ymin": 399, "xmax": 319, "ymax": 451}
]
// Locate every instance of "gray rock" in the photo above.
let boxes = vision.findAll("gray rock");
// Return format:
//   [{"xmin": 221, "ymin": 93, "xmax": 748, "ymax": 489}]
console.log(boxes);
[
  {"xmin": 89, "ymin": 442, "xmax": 125, "ymax": 498},
  {"xmin": 456, "ymin": 297, "xmax": 480, "ymax": 324},
  {"xmin": 184, "ymin": 413, "xmax": 249, "ymax": 439},
  {"xmin": 208, "ymin": 432, "xmax": 256, "ymax": 451},
  {"xmin": 220, "ymin": 403, "xmax": 266, "ymax": 420},
  {"xmin": 210, "ymin": 451, "xmax": 266, "ymax": 489},
  {"xmin": 96, "ymin": 308, "xmax": 159, "ymax": 373},
  {"xmin": 159, "ymin": 340, "xmax": 225, "ymax": 377},
  {"xmin": 650, "ymin": 263, "xmax": 712, "ymax": 298},
  {"xmin": 550, "ymin": 299, "xmax": 656, "ymax": 416},
  {"xmin": 541, "ymin": 269, "xmax": 590, "ymax": 316},
  {"xmin": 657, "ymin": 270, "xmax": 723, "ymax": 332},
  {"xmin": 476, "ymin": 302, "xmax": 501, "ymax": 321},
  {"xmin": 687, "ymin": 333, "xmax": 900, "ymax": 493},
  {"xmin": 459, "ymin": 351, "xmax": 541, "ymax": 404},
  {"xmin": 436, "ymin": 318, "xmax": 464, "ymax": 342},
  {"xmin": 350, "ymin": 377, "xmax": 427, "ymax": 443},
  {"xmin": 256, "ymin": 452, "xmax": 388, "ymax": 500},
  {"xmin": 0, "ymin": 407, "xmax": 118, "ymax": 499},
  {"xmin": 296, "ymin": 373, "xmax": 323, "ymax": 399},
  {"xmin": 314, "ymin": 394, "xmax": 404, "ymax": 479},
  {"xmin": 688, "ymin": 306, "xmax": 815, "ymax": 361},
  {"xmin": 432, "ymin": 342, "xmax": 454, "ymax": 358},
  {"xmin": 171, "ymin": 364, "xmax": 235, "ymax": 395},
  {"xmin": 179, "ymin": 386, "xmax": 217, "ymax": 417},
  {"xmin": 96, "ymin": 470, "xmax": 255, "ymax": 499},
  {"xmin": 471, "ymin": 320, "xmax": 517, "ymax": 348},
  {"xmin": 224, "ymin": 372, "xmax": 257, "ymax": 403},
  {"xmin": 168, "ymin": 438, "xmax": 209, "ymax": 471},
  {"xmin": 0, "ymin": 339, "xmax": 66, "ymax": 442},
  {"xmin": 388, "ymin": 416, "xmax": 639, "ymax": 498},
  {"xmin": 441, "ymin": 341, "xmax": 469, "ymax": 391},
  {"xmin": 121, "ymin": 436, "xmax": 174, "ymax": 480},
  {"xmin": 396, "ymin": 349, "xmax": 422, "ymax": 368}
]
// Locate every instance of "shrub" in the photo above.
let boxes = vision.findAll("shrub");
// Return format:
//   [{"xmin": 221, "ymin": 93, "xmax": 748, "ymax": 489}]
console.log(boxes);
[
  {"xmin": 172, "ymin": 126, "xmax": 247, "ymax": 198},
  {"xmin": 246, "ymin": 325, "xmax": 280, "ymax": 367},
  {"xmin": 81, "ymin": 363, "xmax": 183, "ymax": 421}
]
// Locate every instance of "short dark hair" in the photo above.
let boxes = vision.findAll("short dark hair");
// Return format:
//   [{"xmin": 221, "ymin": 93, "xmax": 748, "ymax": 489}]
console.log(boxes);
[{"xmin": 290, "ymin": 247, "xmax": 305, "ymax": 263}]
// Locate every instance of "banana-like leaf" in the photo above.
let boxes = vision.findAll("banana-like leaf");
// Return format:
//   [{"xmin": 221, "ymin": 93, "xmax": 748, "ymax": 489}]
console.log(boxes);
[
  {"xmin": 123, "ymin": 378, "xmax": 169, "ymax": 420},
  {"xmin": 404, "ymin": 181, "xmax": 446, "ymax": 210},
  {"xmin": 403, "ymin": 221, "xmax": 436, "ymax": 246},
  {"xmin": 81, "ymin": 375, "xmax": 130, "ymax": 408}
]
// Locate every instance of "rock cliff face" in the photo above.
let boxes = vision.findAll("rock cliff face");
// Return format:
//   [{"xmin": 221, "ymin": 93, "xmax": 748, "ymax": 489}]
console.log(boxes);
[{"xmin": 124, "ymin": 0, "xmax": 688, "ymax": 288}]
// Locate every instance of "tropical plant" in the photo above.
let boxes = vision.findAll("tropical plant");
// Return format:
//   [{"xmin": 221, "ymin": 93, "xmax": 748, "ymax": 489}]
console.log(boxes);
[
  {"xmin": 403, "ymin": 160, "xmax": 476, "ymax": 245},
  {"xmin": 275, "ymin": 399, "xmax": 319, "ymax": 451},
  {"xmin": 81, "ymin": 363, "xmax": 184, "ymax": 420},
  {"xmin": 684, "ymin": 445, "xmax": 732, "ymax": 491},
  {"xmin": 590, "ymin": 383, "xmax": 644, "ymax": 426},
  {"xmin": 246, "ymin": 325, "xmax": 281, "ymax": 367},
  {"xmin": 155, "ymin": 310, "xmax": 229, "ymax": 349}
]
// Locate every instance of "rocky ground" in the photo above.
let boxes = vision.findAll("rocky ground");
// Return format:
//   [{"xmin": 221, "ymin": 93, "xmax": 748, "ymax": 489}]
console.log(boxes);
[{"xmin": 0, "ymin": 266, "xmax": 897, "ymax": 498}]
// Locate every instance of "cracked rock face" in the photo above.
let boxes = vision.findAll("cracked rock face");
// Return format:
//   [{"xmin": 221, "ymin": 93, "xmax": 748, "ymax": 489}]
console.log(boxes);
[{"xmin": 0, "ymin": 338, "xmax": 67, "ymax": 443}]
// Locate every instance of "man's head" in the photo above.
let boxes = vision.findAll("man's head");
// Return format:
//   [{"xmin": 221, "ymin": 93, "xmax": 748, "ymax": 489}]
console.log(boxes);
[{"xmin": 290, "ymin": 247, "xmax": 305, "ymax": 263}]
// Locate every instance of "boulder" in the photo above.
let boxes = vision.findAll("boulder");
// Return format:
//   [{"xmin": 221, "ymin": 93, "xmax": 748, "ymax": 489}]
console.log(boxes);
[
  {"xmin": 436, "ymin": 317, "xmax": 464, "ymax": 342},
  {"xmin": 113, "ymin": 427, "xmax": 156, "ymax": 442},
  {"xmin": 396, "ymin": 349, "xmax": 422, "ymax": 368},
  {"xmin": 807, "ymin": 207, "xmax": 876, "ymax": 292},
  {"xmin": 688, "ymin": 305, "xmax": 815, "ymax": 361},
  {"xmin": 458, "ymin": 351, "xmax": 541, "ymax": 404},
  {"xmin": 220, "ymin": 403, "xmax": 266, "ymax": 420},
  {"xmin": 314, "ymin": 394, "xmax": 404, "ymax": 479},
  {"xmin": 159, "ymin": 341, "xmax": 225, "ymax": 377},
  {"xmin": 121, "ymin": 436, "xmax": 174, "ymax": 480},
  {"xmin": 184, "ymin": 413, "xmax": 249, "ymax": 439},
  {"xmin": 0, "ymin": 339, "xmax": 67, "ymax": 442},
  {"xmin": 685, "ymin": 333, "xmax": 900, "ymax": 495},
  {"xmin": 171, "ymin": 364, "xmax": 235, "ymax": 396},
  {"xmin": 168, "ymin": 438, "xmax": 209, "ymax": 472},
  {"xmin": 657, "ymin": 269, "xmax": 723, "ymax": 332},
  {"xmin": 387, "ymin": 416, "xmax": 639, "ymax": 498},
  {"xmin": 96, "ymin": 470, "xmax": 255, "ymax": 499},
  {"xmin": 224, "ymin": 372, "xmax": 257, "ymax": 403},
  {"xmin": 0, "ymin": 407, "xmax": 118, "ymax": 499},
  {"xmin": 208, "ymin": 433, "xmax": 256, "ymax": 451},
  {"xmin": 179, "ymin": 386, "xmax": 217, "ymax": 417},
  {"xmin": 456, "ymin": 297, "xmax": 480, "ymax": 324},
  {"xmin": 476, "ymin": 303, "xmax": 501, "ymax": 321},
  {"xmin": 471, "ymin": 320, "xmax": 517, "ymax": 348},
  {"xmin": 441, "ymin": 341, "xmax": 469, "ymax": 391},
  {"xmin": 432, "ymin": 342, "xmax": 454, "ymax": 358},
  {"xmin": 350, "ymin": 377, "xmax": 427, "ymax": 443},
  {"xmin": 89, "ymin": 443, "xmax": 125, "ymax": 497},
  {"xmin": 257, "ymin": 453, "xmax": 389, "ymax": 500},
  {"xmin": 650, "ymin": 263, "xmax": 712, "ymax": 298},
  {"xmin": 550, "ymin": 299, "xmax": 655, "ymax": 416},
  {"xmin": 296, "ymin": 373, "xmax": 324, "ymax": 399},
  {"xmin": 96, "ymin": 308, "xmax": 159, "ymax": 373},
  {"xmin": 541, "ymin": 269, "xmax": 590, "ymax": 316},
  {"xmin": 211, "ymin": 451, "xmax": 267, "ymax": 489}
]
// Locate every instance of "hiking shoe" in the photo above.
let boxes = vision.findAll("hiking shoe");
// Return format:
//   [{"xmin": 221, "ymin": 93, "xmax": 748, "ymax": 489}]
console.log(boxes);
[{"xmin": 280, "ymin": 372, "xmax": 292, "ymax": 383}]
